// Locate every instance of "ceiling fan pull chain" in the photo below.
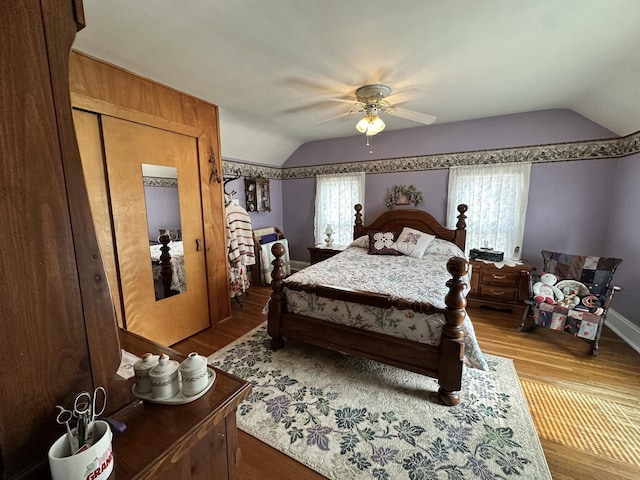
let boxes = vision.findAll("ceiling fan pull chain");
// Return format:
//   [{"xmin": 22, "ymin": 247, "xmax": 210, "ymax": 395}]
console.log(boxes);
[{"xmin": 366, "ymin": 135, "xmax": 373, "ymax": 155}]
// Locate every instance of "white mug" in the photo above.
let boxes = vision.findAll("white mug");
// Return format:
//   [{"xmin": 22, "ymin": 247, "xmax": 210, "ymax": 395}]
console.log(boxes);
[{"xmin": 48, "ymin": 420, "xmax": 113, "ymax": 480}]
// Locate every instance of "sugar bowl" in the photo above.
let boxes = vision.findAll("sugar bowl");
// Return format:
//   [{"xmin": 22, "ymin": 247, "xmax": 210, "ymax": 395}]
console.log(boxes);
[
  {"xmin": 149, "ymin": 353, "xmax": 180, "ymax": 399},
  {"xmin": 180, "ymin": 352, "xmax": 209, "ymax": 396},
  {"xmin": 133, "ymin": 352, "xmax": 158, "ymax": 394}
]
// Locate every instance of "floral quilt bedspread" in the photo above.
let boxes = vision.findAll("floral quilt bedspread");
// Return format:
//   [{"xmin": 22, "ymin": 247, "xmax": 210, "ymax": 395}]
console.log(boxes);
[{"xmin": 284, "ymin": 246, "xmax": 488, "ymax": 369}]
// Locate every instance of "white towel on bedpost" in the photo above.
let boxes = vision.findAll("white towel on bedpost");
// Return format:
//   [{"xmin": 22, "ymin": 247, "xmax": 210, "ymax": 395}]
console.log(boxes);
[{"xmin": 260, "ymin": 238, "xmax": 291, "ymax": 284}]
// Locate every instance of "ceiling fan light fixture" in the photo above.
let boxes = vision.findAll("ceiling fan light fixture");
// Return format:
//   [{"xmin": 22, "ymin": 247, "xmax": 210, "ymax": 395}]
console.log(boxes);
[{"xmin": 355, "ymin": 113, "xmax": 385, "ymax": 136}]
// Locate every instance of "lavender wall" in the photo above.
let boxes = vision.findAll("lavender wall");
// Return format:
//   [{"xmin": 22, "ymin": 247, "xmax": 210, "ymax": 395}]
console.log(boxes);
[
  {"xmin": 144, "ymin": 185, "xmax": 181, "ymax": 241},
  {"xmin": 603, "ymin": 153, "xmax": 639, "ymax": 323},
  {"xmin": 283, "ymin": 109, "xmax": 617, "ymax": 261},
  {"xmin": 282, "ymin": 109, "xmax": 640, "ymax": 327},
  {"xmin": 242, "ymin": 108, "xmax": 638, "ymax": 327},
  {"xmin": 223, "ymin": 176, "xmax": 284, "ymax": 232},
  {"xmin": 522, "ymin": 160, "xmax": 617, "ymax": 267},
  {"xmin": 285, "ymin": 109, "xmax": 615, "ymax": 167}
]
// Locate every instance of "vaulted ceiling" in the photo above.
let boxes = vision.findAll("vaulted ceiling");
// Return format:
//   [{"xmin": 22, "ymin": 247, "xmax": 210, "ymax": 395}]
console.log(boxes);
[{"xmin": 72, "ymin": 0, "xmax": 640, "ymax": 166}]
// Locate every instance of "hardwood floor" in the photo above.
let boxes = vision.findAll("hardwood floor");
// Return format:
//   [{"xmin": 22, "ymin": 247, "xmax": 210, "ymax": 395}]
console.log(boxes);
[{"xmin": 173, "ymin": 285, "xmax": 640, "ymax": 480}]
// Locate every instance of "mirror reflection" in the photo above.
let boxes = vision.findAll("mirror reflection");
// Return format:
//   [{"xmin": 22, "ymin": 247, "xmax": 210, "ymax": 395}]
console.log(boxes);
[{"xmin": 142, "ymin": 164, "xmax": 186, "ymax": 300}]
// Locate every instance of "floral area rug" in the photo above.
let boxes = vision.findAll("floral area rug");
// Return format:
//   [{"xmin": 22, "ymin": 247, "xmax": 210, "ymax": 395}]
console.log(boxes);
[{"xmin": 208, "ymin": 324, "xmax": 551, "ymax": 480}]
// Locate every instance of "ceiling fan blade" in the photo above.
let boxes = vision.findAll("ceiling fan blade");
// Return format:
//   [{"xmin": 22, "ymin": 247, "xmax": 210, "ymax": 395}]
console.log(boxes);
[
  {"xmin": 387, "ymin": 106, "xmax": 437, "ymax": 125},
  {"xmin": 314, "ymin": 110, "xmax": 355, "ymax": 126},
  {"xmin": 384, "ymin": 88, "xmax": 424, "ymax": 106}
]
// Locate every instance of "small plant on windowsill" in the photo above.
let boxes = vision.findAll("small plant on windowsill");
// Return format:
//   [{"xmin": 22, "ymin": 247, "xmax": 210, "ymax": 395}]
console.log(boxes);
[{"xmin": 385, "ymin": 185, "xmax": 423, "ymax": 208}]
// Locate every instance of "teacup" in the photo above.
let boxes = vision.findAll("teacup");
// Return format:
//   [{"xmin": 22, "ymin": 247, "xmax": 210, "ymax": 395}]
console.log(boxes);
[
  {"xmin": 180, "ymin": 352, "xmax": 209, "ymax": 396},
  {"xmin": 149, "ymin": 354, "xmax": 180, "ymax": 399}
]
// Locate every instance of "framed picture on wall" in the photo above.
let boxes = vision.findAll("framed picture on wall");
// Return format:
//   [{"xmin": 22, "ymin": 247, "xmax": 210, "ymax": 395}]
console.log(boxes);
[{"xmin": 394, "ymin": 193, "xmax": 410, "ymax": 205}]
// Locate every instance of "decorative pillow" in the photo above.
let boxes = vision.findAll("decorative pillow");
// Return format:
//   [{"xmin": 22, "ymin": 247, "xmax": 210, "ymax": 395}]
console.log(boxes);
[
  {"xmin": 367, "ymin": 230, "xmax": 401, "ymax": 255},
  {"xmin": 349, "ymin": 235, "xmax": 369, "ymax": 249},
  {"xmin": 390, "ymin": 227, "xmax": 435, "ymax": 258}
]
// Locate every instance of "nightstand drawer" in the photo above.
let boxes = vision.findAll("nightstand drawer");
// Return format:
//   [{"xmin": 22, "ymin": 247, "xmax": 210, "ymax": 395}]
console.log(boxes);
[
  {"xmin": 478, "ymin": 284, "xmax": 518, "ymax": 302},
  {"xmin": 480, "ymin": 269, "xmax": 519, "ymax": 286}
]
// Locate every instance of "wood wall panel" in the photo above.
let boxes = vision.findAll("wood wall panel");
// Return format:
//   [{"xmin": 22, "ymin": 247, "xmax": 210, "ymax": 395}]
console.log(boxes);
[{"xmin": 69, "ymin": 51, "xmax": 201, "ymax": 135}]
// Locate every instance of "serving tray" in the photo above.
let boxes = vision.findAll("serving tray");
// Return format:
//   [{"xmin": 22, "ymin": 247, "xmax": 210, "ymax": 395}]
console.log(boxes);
[{"xmin": 132, "ymin": 367, "xmax": 216, "ymax": 405}]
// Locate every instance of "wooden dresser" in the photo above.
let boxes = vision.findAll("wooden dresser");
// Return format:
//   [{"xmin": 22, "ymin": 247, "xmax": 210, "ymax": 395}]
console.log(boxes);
[
  {"xmin": 116, "ymin": 330, "xmax": 252, "ymax": 480},
  {"xmin": 467, "ymin": 260, "xmax": 534, "ymax": 316}
]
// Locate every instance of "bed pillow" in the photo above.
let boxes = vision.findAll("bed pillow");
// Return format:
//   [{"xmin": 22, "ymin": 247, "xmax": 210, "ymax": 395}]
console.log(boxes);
[
  {"xmin": 423, "ymin": 238, "xmax": 466, "ymax": 259},
  {"xmin": 349, "ymin": 235, "xmax": 369, "ymax": 249},
  {"xmin": 367, "ymin": 230, "xmax": 401, "ymax": 255},
  {"xmin": 390, "ymin": 227, "xmax": 435, "ymax": 258}
]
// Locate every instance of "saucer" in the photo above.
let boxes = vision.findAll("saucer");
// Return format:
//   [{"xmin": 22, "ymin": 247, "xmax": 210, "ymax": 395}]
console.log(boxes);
[{"xmin": 132, "ymin": 367, "xmax": 216, "ymax": 405}]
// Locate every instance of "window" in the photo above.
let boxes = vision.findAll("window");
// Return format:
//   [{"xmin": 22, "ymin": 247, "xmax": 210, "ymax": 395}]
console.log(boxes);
[
  {"xmin": 447, "ymin": 162, "xmax": 531, "ymax": 259},
  {"xmin": 314, "ymin": 172, "xmax": 365, "ymax": 246}
]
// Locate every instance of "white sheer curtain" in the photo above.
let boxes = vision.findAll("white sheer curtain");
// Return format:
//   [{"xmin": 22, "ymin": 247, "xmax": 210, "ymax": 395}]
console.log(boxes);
[
  {"xmin": 314, "ymin": 172, "xmax": 365, "ymax": 246},
  {"xmin": 447, "ymin": 162, "xmax": 531, "ymax": 259}
]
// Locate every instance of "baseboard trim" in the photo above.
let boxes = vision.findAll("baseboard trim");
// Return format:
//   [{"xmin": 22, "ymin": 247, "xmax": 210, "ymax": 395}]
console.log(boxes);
[{"xmin": 606, "ymin": 309, "xmax": 640, "ymax": 354}]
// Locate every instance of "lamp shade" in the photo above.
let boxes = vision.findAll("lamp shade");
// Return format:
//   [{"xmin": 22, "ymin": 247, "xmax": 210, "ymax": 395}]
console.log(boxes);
[{"xmin": 355, "ymin": 114, "xmax": 385, "ymax": 136}]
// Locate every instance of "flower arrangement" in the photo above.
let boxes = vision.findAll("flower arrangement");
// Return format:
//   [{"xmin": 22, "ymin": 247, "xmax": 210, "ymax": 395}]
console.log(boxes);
[{"xmin": 385, "ymin": 185, "xmax": 423, "ymax": 208}]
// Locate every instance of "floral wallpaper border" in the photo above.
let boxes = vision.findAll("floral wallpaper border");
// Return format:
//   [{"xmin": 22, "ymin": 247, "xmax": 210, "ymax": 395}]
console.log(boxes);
[
  {"xmin": 224, "ymin": 130, "xmax": 640, "ymax": 180},
  {"xmin": 142, "ymin": 176, "xmax": 178, "ymax": 187}
]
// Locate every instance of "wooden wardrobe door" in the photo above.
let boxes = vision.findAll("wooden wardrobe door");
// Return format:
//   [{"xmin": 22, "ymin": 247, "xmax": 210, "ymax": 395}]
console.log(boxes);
[{"xmin": 101, "ymin": 116, "xmax": 210, "ymax": 345}]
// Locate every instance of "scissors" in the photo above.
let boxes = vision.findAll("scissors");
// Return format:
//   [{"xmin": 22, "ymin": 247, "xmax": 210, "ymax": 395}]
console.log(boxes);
[
  {"xmin": 72, "ymin": 386, "xmax": 108, "ymax": 448},
  {"xmin": 55, "ymin": 405, "xmax": 80, "ymax": 453},
  {"xmin": 74, "ymin": 386, "xmax": 107, "ymax": 424}
]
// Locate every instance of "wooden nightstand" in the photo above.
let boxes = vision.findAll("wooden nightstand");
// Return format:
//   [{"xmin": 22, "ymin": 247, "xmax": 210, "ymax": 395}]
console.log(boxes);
[
  {"xmin": 467, "ymin": 259, "xmax": 534, "ymax": 316},
  {"xmin": 308, "ymin": 244, "xmax": 347, "ymax": 264}
]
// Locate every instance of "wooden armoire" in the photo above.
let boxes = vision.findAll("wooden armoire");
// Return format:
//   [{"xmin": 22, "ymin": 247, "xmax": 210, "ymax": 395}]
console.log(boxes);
[
  {"xmin": 0, "ymin": 1, "xmax": 236, "ymax": 478},
  {"xmin": 69, "ymin": 50, "xmax": 231, "ymax": 346}
]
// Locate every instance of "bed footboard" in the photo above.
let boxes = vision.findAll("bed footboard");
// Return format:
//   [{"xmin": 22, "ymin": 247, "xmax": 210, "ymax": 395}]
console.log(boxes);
[{"xmin": 267, "ymin": 242, "xmax": 469, "ymax": 405}]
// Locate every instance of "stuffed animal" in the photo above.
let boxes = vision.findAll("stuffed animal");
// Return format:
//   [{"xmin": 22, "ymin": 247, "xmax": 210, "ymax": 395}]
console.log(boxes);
[
  {"xmin": 576, "ymin": 294, "xmax": 605, "ymax": 315},
  {"xmin": 533, "ymin": 272, "xmax": 565, "ymax": 304},
  {"xmin": 558, "ymin": 284, "xmax": 581, "ymax": 308}
]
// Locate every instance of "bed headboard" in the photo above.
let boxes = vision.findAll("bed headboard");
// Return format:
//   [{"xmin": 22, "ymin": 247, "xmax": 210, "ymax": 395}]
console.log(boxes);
[{"xmin": 353, "ymin": 204, "xmax": 468, "ymax": 251}]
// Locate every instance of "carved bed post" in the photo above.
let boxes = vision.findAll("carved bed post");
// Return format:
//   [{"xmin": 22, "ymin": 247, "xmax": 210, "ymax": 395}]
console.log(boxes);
[
  {"xmin": 353, "ymin": 203, "xmax": 363, "ymax": 239},
  {"xmin": 455, "ymin": 204, "xmax": 468, "ymax": 251},
  {"xmin": 268, "ymin": 242, "xmax": 286, "ymax": 349},
  {"xmin": 158, "ymin": 234, "xmax": 174, "ymax": 298},
  {"xmin": 438, "ymin": 256, "xmax": 468, "ymax": 406}
]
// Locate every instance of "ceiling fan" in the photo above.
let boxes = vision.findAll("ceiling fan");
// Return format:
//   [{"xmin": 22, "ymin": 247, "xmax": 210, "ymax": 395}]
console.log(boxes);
[{"xmin": 326, "ymin": 84, "xmax": 437, "ymax": 136}]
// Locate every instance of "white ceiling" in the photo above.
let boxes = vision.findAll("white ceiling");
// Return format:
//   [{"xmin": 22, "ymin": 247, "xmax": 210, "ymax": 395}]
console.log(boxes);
[{"xmin": 72, "ymin": 0, "xmax": 640, "ymax": 167}]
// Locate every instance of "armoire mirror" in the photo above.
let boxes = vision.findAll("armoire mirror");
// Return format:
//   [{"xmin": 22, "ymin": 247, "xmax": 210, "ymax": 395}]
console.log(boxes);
[{"xmin": 142, "ymin": 164, "xmax": 186, "ymax": 300}]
